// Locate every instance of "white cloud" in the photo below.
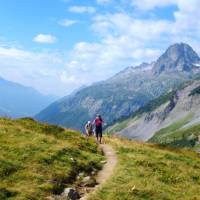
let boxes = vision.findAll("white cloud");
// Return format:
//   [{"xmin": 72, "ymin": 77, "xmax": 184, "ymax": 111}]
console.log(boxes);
[
  {"xmin": 91, "ymin": 13, "xmax": 172, "ymax": 63},
  {"xmin": 63, "ymin": 36, "xmax": 161, "ymax": 85},
  {"xmin": 0, "ymin": 46, "xmax": 69, "ymax": 96},
  {"xmin": 0, "ymin": 47, "xmax": 31, "ymax": 58},
  {"xmin": 60, "ymin": 72, "xmax": 86, "ymax": 85},
  {"xmin": 173, "ymin": 0, "xmax": 200, "ymax": 33},
  {"xmin": 96, "ymin": 0, "xmax": 112, "ymax": 4},
  {"xmin": 68, "ymin": 6, "xmax": 96, "ymax": 14},
  {"xmin": 33, "ymin": 34, "xmax": 56, "ymax": 44},
  {"xmin": 60, "ymin": 72, "xmax": 76, "ymax": 83},
  {"xmin": 132, "ymin": 0, "xmax": 176, "ymax": 10},
  {"xmin": 58, "ymin": 19, "xmax": 77, "ymax": 27},
  {"xmin": 92, "ymin": 13, "xmax": 171, "ymax": 40}
]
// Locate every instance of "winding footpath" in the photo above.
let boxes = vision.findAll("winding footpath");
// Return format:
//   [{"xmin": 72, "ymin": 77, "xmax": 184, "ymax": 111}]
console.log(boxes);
[{"xmin": 81, "ymin": 144, "xmax": 118, "ymax": 200}]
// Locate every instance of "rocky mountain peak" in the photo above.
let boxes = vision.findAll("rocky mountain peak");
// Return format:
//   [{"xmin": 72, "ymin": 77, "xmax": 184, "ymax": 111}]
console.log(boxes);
[
  {"xmin": 153, "ymin": 43, "xmax": 200, "ymax": 75},
  {"xmin": 117, "ymin": 62, "xmax": 153, "ymax": 75}
]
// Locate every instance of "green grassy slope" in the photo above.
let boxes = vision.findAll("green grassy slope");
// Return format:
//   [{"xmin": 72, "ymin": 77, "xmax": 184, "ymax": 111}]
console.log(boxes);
[
  {"xmin": 107, "ymin": 90, "xmax": 177, "ymax": 133},
  {"xmin": 149, "ymin": 118, "xmax": 200, "ymax": 148},
  {"xmin": 89, "ymin": 137, "xmax": 200, "ymax": 200},
  {"xmin": 0, "ymin": 118, "xmax": 104, "ymax": 200}
]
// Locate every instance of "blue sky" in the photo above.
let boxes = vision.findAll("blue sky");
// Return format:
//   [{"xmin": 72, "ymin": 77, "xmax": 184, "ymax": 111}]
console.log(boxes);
[
  {"xmin": 0, "ymin": 0, "xmax": 98, "ymax": 50},
  {"xmin": 0, "ymin": 0, "xmax": 200, "ymax": 96}
]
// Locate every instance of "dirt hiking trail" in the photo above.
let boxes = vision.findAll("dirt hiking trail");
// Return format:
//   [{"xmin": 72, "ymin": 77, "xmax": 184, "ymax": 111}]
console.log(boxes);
[{"xmin": 81, "ymin": 144, "xmax": 118, "ymax": 200}]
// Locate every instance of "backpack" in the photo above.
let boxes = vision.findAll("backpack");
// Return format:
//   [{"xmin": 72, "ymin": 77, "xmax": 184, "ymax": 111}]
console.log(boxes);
[
  {"xmin": 95, "ymin": 118, "xmax": 102, "ymax": 126},
  {"xmin": 86, "ymin": 123, "xmax": 92, "ymax": 131}
]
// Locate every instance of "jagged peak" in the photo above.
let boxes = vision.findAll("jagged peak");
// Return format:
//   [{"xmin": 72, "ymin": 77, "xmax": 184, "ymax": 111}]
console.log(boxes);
[
  {"xmin": 153, "ymin": 43, "xmax": 200, "ymax": 75},
  {"xmin": 116, "ymin": 62, "xmax": 154, "ymax": 76},
  {"xmin": 165, "ymin": 43, "xmax": 199, "ymax": 56}
]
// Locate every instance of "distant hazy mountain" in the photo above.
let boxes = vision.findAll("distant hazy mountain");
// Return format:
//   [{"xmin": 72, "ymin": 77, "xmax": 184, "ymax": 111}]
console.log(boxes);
[
  {"xmin": 36, "ymin": 43, "xmax": 200, "ymax": 130},
  {"xmin": 0, "ymin": 77, "xmax": 57, "ymax": 117}
]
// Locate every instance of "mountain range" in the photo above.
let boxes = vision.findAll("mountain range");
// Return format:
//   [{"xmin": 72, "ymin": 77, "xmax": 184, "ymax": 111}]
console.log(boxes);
[
  {"xmin": 36, "ymin": 43, "xmax": 200, "ymax": 131},
  {"xmin": 0, "ymin": 77, "xmax": 57, "ymax": 117},
  {"xmin": 108, "ymin": 79, "xmax": 200, "ymax": 142}
]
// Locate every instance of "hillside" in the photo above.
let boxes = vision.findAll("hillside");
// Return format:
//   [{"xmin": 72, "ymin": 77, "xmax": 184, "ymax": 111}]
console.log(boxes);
[
  {"xmin": 0, "ymin": 77, "xmax": 57, "ymax": 117},
  {"xmin": 108, "ymin": 79, "xmax": 200, "ymax": 142},
  {"xmin": 88, "ymin": 137, "xmax": 200, "ymax": 200},
  {"xmin": 36, "ymin": 43, "xmax": 200, "ymax": 130},
  {"xmin": 149, "ymin": 120, "xmax": 200, "ymax": 149},
  {"xmin": 0, "ymin": 118, "xmax": 103, "ymax": 200},
  {"xmin": 1, "ymin": 119, "xmax": 199, "ymax": 200}
]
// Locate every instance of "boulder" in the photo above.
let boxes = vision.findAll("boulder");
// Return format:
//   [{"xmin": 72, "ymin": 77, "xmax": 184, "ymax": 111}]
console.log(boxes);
[
  {"xmin": 61, "ymin": 188, "xmax": 80, "ymax": 200},
  {"xmin": 82, "ymin": 176, "xmax": 90, "ymax": 183},
  {"xmin": 100, "ymin": 160, "xmax": 107, "ymax": 164}
]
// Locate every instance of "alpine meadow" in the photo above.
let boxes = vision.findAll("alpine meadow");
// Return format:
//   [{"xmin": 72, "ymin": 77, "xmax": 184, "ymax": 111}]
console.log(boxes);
[{"xmin": 1, "ymin": 1, "xmax": 200, "ymax": 200}]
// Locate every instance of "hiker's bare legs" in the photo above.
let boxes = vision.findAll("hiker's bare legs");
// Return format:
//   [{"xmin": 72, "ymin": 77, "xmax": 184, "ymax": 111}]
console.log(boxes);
[
  {"xmin": 100, "ymin": 136, "xmax": 102, "ymax": 144},
  {"xmin": 86, "ymin": 131, "xmax": 89, "ymax": 137},
  {"xmin": 96, "ymin": 136, "xmax": 99, "ymax": 143}
]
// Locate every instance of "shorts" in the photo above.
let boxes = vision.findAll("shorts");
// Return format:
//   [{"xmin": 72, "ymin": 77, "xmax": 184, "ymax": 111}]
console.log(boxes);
[
  {"xmin": 88, "ymin": 130, "xmax": 93, "ymax": 136},
  {"xmin": 86, "ymin": 129, "xmax": 93, "ymax": 136},
  {"xmin": 95, "ymin": 126, "xmax": 102, "ymax": 137}
]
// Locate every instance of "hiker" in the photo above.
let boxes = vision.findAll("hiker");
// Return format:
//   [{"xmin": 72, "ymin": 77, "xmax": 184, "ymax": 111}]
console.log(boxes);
[
  {"xmin": 85, "ymin": 121, "xmax": 93, "ymax": 137},
  {"xmin": 93, "ymin": 114, "xmax": 104, "ymax": 144}
]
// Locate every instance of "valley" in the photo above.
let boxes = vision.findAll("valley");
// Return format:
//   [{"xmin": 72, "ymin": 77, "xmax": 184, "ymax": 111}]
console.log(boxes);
[{"xmin": 0, "ymin": 77, "xmax": 57, "ymax": 118}]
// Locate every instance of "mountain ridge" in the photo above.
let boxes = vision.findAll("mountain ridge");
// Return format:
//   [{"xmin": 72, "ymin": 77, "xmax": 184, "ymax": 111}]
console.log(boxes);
[
  {"xmin": 108, "ymin": 78, "xmax": 200, "ymax": 143},
  {"xmin": 36, "ymin": 43, "xmax": 200, "ymax": 130}
]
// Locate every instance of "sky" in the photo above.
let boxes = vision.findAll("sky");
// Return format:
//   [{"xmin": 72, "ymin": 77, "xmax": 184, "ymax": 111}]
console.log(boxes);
[{"xmin": 0, "ymin": 0, "xmax": 200, "ymax": 96}]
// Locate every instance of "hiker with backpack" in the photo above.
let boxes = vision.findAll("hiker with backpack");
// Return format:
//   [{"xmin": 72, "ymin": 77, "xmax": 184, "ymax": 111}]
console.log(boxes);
[
  {"xmin": 93, "ymin": 114, "xmax": 104, "ymax": 144},
  {"xmin": 85, "ymin": 121, "xmax": 93, "ymax": 137}
]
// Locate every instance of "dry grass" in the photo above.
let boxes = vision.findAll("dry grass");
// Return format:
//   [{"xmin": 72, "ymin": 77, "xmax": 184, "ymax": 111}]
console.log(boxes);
[
  {"xmin": 0, "ymin": 118, "xmax": 104, "ymax": 200},
  {"xmin": 89, "ymin": 136, "xmax": 200, "ymax": 200}
]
